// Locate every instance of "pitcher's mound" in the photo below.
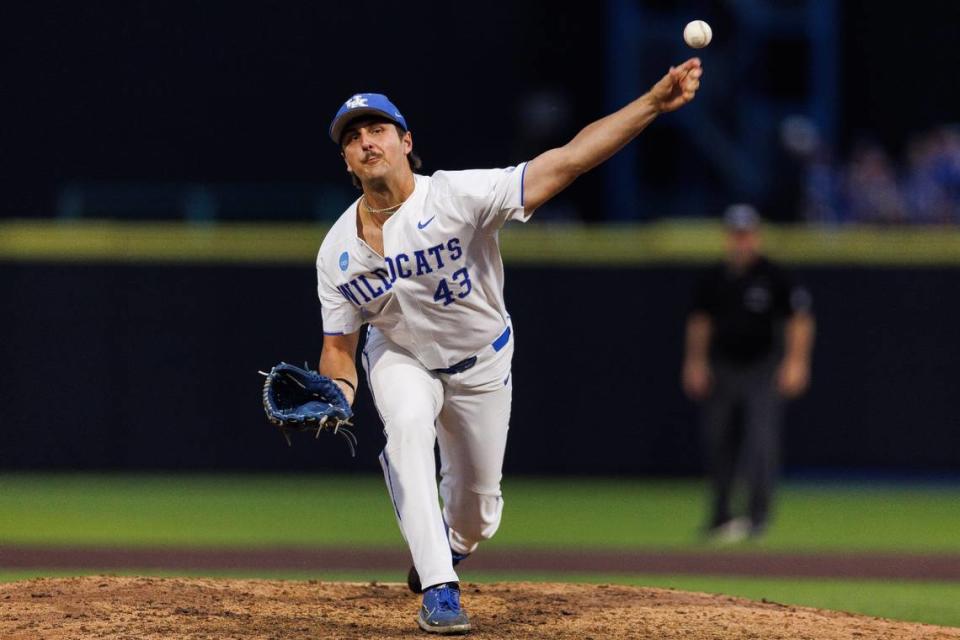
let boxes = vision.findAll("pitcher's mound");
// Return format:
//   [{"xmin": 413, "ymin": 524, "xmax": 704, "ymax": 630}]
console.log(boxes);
[{"xmin": 1, "ymin": 576, "xmax": 956, "ymax": 639}]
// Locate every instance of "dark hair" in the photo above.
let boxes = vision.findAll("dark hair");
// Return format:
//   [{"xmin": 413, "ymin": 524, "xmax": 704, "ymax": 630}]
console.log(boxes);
[{"xmin": 347, "ymin": 124, "xmax": 422, "ymax": 190}]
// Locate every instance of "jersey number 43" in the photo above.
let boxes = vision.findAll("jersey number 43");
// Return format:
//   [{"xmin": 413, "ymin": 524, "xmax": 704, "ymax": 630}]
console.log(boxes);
[{"xmin": 433, "ymin": 267, "xmax": 473, "ymax": 306}]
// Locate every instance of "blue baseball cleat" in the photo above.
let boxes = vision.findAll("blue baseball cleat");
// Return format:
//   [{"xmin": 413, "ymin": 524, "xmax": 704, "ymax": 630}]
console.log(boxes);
[
  {"xmin": 417, "ymin": 583, "xmax": 471, "ymax": 634},
  {"xmin": 408, "ymin": 550, "xmax": 470, "ymax": 594}
]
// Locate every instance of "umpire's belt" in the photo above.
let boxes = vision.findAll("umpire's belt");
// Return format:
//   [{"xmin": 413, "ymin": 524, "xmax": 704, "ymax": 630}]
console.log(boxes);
[{"xmin": 432, "ymin": 326, "xmax": 511, "ymax": 375}]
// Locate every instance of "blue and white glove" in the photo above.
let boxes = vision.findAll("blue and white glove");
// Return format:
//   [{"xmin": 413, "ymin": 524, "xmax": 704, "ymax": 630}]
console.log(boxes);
[{"xmin": 260, "ymin": 362, "xmax": 356, "ymax": 456}]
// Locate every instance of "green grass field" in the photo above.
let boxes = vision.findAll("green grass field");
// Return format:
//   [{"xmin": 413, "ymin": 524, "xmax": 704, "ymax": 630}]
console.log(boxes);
[{"xmin": 1, "ymin": 473, "xmax": 958, "ymax": 626}]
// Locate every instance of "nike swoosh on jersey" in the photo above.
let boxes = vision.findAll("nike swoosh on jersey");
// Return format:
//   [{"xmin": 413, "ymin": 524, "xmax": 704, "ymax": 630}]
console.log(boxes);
[{"xmin": 417, "ymin": 216, "xmax": 436, "ymax": 229}]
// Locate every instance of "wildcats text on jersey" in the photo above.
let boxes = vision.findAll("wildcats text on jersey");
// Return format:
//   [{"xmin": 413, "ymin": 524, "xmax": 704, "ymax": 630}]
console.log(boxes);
[{"xmin": 337, "ymin": 237, "xmax": 465, "ymax": 307}]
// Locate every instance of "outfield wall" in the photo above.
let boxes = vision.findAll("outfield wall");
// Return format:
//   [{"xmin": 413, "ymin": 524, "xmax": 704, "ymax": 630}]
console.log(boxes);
[{"xmin": 1, "ymin": 221, "xmax": 958, "ymax": 473}]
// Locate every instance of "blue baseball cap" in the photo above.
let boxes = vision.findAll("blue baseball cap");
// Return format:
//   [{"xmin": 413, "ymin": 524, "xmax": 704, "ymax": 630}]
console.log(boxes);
[{"xmin": 329, "ymin": 93, "xmax": 408, "ymax": 145}]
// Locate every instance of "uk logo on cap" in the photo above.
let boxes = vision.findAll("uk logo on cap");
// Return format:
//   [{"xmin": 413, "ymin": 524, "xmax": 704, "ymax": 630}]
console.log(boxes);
[
  {"xmin": 345, "ymin": 94, "xmax": 368, "ymax": 109},
  {"xmin": 329, "ymin": 93, "xmax": 408, "ymax": 144}
]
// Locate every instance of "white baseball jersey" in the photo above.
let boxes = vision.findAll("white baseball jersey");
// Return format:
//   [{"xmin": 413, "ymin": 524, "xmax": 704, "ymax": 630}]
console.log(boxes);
[{"xmin": 316, "ymin": 163, "xmax": 529, "ymax": 370}]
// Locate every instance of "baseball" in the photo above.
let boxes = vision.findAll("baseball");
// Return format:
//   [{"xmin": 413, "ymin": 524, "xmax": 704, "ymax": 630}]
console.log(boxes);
[{"xmin": 684, "ymin": 20, "xmax": 712, "ymax": 49}]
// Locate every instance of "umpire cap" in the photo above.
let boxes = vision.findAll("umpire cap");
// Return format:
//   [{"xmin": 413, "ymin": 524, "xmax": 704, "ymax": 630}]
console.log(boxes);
[{"xmin": 723, "ymin": 203, "xmax": 761, "ymax": 231}]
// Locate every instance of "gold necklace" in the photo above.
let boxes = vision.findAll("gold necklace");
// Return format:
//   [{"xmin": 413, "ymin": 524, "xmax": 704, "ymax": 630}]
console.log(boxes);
[{"xmin": 362, "ymin": 195, "xmax": 404, "ymax": 215}]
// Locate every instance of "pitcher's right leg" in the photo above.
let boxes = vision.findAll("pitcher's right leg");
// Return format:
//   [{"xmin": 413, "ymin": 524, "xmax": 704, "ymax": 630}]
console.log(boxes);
[{"xmin": 363, "ymin": 336, "xmax": 459, "ymax": 590}]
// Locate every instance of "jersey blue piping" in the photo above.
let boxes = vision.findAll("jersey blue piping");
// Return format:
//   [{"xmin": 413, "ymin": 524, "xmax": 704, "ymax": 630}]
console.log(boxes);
[
  {"xmin": 323, "ymin": 331, "xmax": 346, "ymax": 336},
  {"xmin": 380, "ymin": 450, "xmax": 403, "ymax": 522},
  {"xmin": 364, "ymin": 347, "xmax": 402, "ymax": 523},
  {"xmin": 520, "ymin": 162, "xmax": 527, "ymax": 207},
  {"xmin": 362, "ymin": 350, "xmax": 386, "ymax": 425}
]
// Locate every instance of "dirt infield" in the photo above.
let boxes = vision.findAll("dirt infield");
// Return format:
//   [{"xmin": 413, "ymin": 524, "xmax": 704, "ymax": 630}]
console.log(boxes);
[
  {"xmin": 1, "ymin": 576, "xmax": 958, "ymax": 640},
  {"xmin": 3, "ymin": 545, "xmax": 960, "ymax": 580}
]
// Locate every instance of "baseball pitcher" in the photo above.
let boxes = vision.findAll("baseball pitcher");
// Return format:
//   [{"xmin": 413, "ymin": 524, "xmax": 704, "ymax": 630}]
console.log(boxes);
[{"xmin": 309, "ymin": 59, "xmax": 702, "ymax": 634}]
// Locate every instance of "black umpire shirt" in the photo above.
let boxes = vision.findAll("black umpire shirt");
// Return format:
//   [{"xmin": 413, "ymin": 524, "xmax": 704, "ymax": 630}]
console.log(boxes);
[{"xmin": 691, "ymin": 256, "xmax": 812, "ymax": 364}]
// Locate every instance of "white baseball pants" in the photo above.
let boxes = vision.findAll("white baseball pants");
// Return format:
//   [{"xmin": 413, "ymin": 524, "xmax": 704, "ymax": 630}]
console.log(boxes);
[{"xmin": 362, "ymin": 326, "xmax": 513, "ymax": 589}]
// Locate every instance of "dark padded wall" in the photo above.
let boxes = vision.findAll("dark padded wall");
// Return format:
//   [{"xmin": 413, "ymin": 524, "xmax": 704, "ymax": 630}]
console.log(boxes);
[{"xmin": 2, "ymin": 262, "xmax": 957, "ymax": 473}]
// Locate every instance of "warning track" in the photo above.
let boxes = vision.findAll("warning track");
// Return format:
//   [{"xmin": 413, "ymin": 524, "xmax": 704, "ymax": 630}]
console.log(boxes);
[{"xmin": 2, "ymin": 546, "xmax": 959, "ymax": 580}]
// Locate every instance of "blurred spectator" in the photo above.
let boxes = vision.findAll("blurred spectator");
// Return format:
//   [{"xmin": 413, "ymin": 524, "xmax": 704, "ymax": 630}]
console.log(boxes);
[
  {"xmin": 845, "ymin": 141, "xmax": 907, "ymax": 224},
  {"xmin": 683, "ymin": 204, "xmax": 815, "ymax": 543},
  {"xmin": 778, "ymin": 115, "xmax": 845, "ymax": 224},
  {"xmin": 802, "ymin": 147, "xmax": 846, "ymax": 224},
  {"xmin": 930, "ymin": 126, "xmax": 960, "ymax": 222},
  {"xmin": 793, "ymin": 122, "xmax": 960, "ymax": 225},
  {"xmin": 902, "ymin": 131, "xmax": 952, "ymax": 224}
]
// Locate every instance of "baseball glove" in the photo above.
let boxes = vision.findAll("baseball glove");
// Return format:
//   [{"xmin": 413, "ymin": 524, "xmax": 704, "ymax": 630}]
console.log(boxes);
[{"xmin": 259, "ymin": 362, "xmax": 357, "ymax": 456}]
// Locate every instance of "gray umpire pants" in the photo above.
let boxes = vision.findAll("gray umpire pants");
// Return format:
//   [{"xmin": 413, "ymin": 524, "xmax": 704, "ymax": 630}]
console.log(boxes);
[{"xmin": 702, "ymin": 357, "xmax": 783, "ymax": 529}]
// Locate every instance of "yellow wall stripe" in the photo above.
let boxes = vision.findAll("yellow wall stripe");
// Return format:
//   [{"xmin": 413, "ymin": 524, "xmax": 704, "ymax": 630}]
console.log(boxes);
[{"xmin": 2, "ymin": 219, "xmax": 960, "ymax": 266}]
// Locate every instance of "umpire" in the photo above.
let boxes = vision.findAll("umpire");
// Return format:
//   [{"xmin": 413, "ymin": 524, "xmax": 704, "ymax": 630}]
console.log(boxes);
[{"xmin": 682, "ymin": 204, "xmax": 815, "ymax": 542}]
